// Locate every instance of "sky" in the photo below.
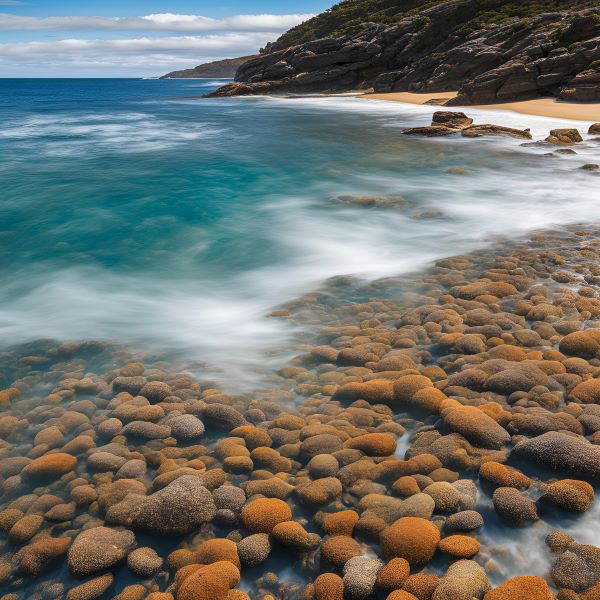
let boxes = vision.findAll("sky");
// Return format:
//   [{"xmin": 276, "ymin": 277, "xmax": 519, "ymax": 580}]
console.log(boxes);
[{"xmin": 0, "ymin": 1, "xmax": 334, "ymax": 77}]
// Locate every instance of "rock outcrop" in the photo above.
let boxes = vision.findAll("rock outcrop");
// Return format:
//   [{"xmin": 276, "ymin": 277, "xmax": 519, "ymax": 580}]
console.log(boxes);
[
  {"xmin": 207, "ymin": 0, "xmax": 600, "ymax": 104},
  {"xmin": 161, "ymin": 55, "xmax": 258, "ymax": 79}
]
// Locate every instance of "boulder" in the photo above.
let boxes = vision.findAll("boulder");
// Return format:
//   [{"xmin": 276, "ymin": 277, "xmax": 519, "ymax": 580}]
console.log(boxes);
[
  {"xmin": 462, "ymin": 124, "xmax": 532, "ymax": 139},
  {"xmin": 513, "ymin": 431, "xmax": 600, "ymax": 483},
  {"xmin": 68, "ymin": 526, "xmax": 136, "ymax": 577},
  {"xmin": 380, "ymin": 517, "xmax": 440, "ymax": 564}
]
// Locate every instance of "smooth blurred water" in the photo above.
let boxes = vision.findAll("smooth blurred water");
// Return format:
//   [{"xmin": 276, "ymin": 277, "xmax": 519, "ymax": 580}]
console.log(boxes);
[{"xmin": 0, "ymin": 78, "xmax": 598, "ymax": 383}]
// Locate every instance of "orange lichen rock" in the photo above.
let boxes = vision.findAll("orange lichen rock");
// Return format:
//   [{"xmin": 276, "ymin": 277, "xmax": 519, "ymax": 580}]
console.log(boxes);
[
  {"xmin": 314, "ymin": 572, "xmax": 344, "ymax": 600},
  {"xmin": 483, "ymin": 575, "xmax": 554, "ymax": 599},
  {"xmin": 323, "ymin": 510, "xmax": 359, "ymax": 537},
  {"xmin": 386, "ymin": 591, "xmax": 419, "ymax": 600},
  {"xmin": 241, "ymin": 498, "xmax": 292, "ymax": 533},
  {"xmin": 194, "ymin": 539, "xmax": 240, "ymax": 569},
  {"xmin": 380, "ymin": 517, "xmax": 440, "ymax": 564},
  {"xmin": 376, "ymin": 557, "xmax": 411, "ymax": 592},
  {"xmin": 320, "ymin": 536, "xmax": 363, "ymax": 568},
  {"xmin": 21, "ymin": 453, "xmax": 77, "ymax": 481},
  {"xmin": 438, "ymin": 535, "xmax": 480, "ymax": 558},
  {"xmin": 345, "ymin": 433, "xmax": 397, "ymax": 456},
  {"xmin": 176, "ymin": 561, "xmax": 240, "ymax": 600},
  {"xmin": 393, "ymin": 375, "xmax": 433, "ymax": 404},
  {"xmin": 332, "ymin": 380, "xmax": 394, "ymax": 404},
  {"xmin": 479, "ymin": 462, "xmax": 530, "ymax": 490}
]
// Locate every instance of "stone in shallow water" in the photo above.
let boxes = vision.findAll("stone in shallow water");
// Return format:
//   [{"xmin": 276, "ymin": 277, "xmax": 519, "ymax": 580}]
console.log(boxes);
[
  {"xmin": 342, "ymin": 556, "xmax": 383, "ymax": 599},
  {"xmin": 513, "ymin": 431, "xmax": 600, "ymax": 483},
  {"xmin": 68, "ymin": 526, "xmax": 135, "ymax": 577},
  {"xmin": 237, "ymin": 533, "xmax": 271, "ymax": 567},
  {"xmin": 128, "ymin": 475, "xmax": 216, "ymax": 535}
]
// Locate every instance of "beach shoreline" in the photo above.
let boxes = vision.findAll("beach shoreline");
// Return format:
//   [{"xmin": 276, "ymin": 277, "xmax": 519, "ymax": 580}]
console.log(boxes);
[{"xmin": 362, "ymin": 91, "xmax": 600, "ymax": 123}]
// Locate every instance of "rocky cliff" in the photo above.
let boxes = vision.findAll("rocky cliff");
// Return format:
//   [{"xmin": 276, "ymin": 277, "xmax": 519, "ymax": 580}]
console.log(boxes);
[
  {"xmin": 207, "ymin": 0, "xmax": 600, "ymax": 103},
  {"xmin": 161, "ymin": 55, "xmax": 257, "ymax": 79}
]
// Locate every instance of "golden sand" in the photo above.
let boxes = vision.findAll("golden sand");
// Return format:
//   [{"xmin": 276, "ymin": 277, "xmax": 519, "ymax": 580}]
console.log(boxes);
[{"xmin": 363, "ymin": 91, "xmax": 600, "ymax": 122}]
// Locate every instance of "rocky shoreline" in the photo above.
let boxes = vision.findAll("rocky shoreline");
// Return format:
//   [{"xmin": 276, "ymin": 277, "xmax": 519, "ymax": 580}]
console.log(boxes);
[
  {"xmin": 205, "ymin": 1, "xmax": 600, "ymax": 104},
  {"xmin": 4, "ymin": 224, "xmax": 600, "ymax": 599}
]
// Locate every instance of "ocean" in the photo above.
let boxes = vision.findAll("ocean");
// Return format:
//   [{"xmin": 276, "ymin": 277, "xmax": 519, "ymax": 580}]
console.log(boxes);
[
  {"xmin": 0, "ymin": 77, "xmax": 597, "ymax": 384},
  {"xmin": 2, "ymin": 77, "xmax": 600, "ymax": 597}
]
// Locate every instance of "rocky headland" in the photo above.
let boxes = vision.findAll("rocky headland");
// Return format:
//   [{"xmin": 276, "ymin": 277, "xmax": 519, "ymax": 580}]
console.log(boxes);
[
  {"xmin": 161, "ymin": 56, "xmax": 258, "ymax": 79},
  {"xmin": 205, "ymin": 0, "xmax": 600, "ymax": 104}
]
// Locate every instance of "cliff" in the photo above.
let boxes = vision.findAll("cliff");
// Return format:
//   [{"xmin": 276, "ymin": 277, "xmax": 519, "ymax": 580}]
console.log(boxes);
[
  {"xmin": 161, "ymin": 56, "xmax": 258, "ymax": 79},
  {"xmin": 206, "ymin": 0, "xmax": 600, "ymax": 104}
]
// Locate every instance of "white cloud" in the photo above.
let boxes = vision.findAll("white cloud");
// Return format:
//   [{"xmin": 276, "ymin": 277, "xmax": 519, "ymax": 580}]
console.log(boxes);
[
  {"xmin": 0, "ymin": 12, "xmax": 314, "ymax": 32},
  {"xmin": 0, "ymin": 33, "xmax": 279, "ymax": 75}
]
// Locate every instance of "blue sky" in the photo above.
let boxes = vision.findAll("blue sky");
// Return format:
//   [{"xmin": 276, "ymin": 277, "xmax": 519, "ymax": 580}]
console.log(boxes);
[{"xmin": 0, "ymin": 1, "xmax": 334, "ymax": 77}]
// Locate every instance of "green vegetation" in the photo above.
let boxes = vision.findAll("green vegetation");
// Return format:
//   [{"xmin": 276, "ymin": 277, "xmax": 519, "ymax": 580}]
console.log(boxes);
[{"xmin": 273, "ymin": 0, "xmax": 600, "ymax": 50}]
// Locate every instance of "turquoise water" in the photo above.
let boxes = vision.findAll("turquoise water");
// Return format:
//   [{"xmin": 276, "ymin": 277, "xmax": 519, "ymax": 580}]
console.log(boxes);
[{"xmin": 0, "ymin": 78, "xmax": 598, "ymax": 383}]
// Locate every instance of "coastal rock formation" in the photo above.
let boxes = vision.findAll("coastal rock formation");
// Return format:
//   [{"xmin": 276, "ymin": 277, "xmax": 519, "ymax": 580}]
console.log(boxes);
[
  {"xmin": 207, "ymin": 0, "xmax": 600, "ymax": 104},
  {"xmin": 161, "ymin": 55, "xmax": 258, "ymax": 79}
]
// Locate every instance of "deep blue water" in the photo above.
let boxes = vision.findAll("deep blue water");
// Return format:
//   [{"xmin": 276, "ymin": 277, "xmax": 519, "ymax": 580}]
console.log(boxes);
[{"xmin": 0, "ymin": 78, "xmax": 598, "ymax": 381}]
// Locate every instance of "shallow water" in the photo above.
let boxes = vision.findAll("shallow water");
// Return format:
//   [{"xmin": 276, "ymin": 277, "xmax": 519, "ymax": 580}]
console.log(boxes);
[{"xmin": 1, "ymin": 78, "xmax": 599, "ymax": 386}]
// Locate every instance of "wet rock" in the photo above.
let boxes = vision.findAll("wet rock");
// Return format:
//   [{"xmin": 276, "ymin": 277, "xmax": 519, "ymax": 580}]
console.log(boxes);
[
  {"xmin": 112, "ymin": 376, "xmax": 146, "ymax": 395},
  {"xmin": 19, "ymin": 537, "xmax": 71, "ymax": 576},
  {"xmin": 176, "ymin": 560, "xmax": 240, "ymax": 600},
  {"xmin": 445, "ymin": 510, "xmax": 484, "ymax": 532},
  {"xmin": 376, "ymin": 557, "xmax": 410, "ymax": 592},
  {"xmin": 115, "ymin": 475, "xmax": 216, "ymax": 535},
  {"xmin": 121, "ymin": 421, "xmax": 171, "ymax": 440},
  {"xmin": 433, "ymin": 560, "xmax": 490, "ymax": 599},
  {"xmin": 431, "ymin": 111, "xmax": 473, "ymax": 129},
  {"xmin": 309, "ymin": 454, "xmax": 340, "ymax": 478},
  {"xmin": 559, "ymin": 330, "xmax": 600, "ymax": 358},
  {"xmin": 442, "ymin": 406, "xmax": 510, "ymax": 450},
  {"xmin": 343, "ymin": 556, "xmax": 383, "ymax": 599},
  {"xmin": 297, "ymin": 477, "xmax": 343, "ymax": 506},
  {"xmin": 590, "ymin": 124, "xmax": 600, "ymax": 135},
  {"xmin": 139, "ymin": 381, "xmax": 172, "ymax": 403},
  {"xmin": 127, "ymin": 547, "xmax": 163, "ymax": 577},
  {"xmin": 271, "ymin": 521, "xmax": 320, "ymax": 551},
  {"xmin": 315, "ymin": 572, "xmax": 344, "ymax": 600},
  {"xmin": 484, "ymin": 575, "xmax": 554, "ymax": 599},
  {"xmin": 323, "ymin": 510, "xmax": 359, "ymax": 537},
  {"xmin": 9, "ymin": 514, "xmax": 44, "ymax": 544},
  {"xmin": 380, "ymin": 517, "xmax": 440, "ymax": 565},
  {"xmin": 546, "ymin": 129, "xmax": 583, "ymax": 145},
  {"xmin": 237, "ymin": 533, "xmax": 271, "ymax": 567},
  {"xmin": 67, "ymin": 573, "xmax": 114, "ymax": 600},
  {"xmin": 438, "ymin": 535, "xmax": 480, "ymax": 559},
  {"xmin": 492, "ymin": 487, "xmax": 538, "ymax": 525},
  {"xmin": 514, "ymin": 431, "xmax": 600, "ymax": 483},
  {"xmin": 345, "ymin": 433, "xmax": 397, "ymax": 456},
  {"xmin": 540, "ymin": 480, "xmax": 594, "ymax": 513},
  {"xmin": 423, "ymin": 482, "xmax": 464, "ymax": 514},
  {"xmin": 87, "ymin": 451, "xmax": 127, "ymax": 471},
  {"xmin": 479, "ymin": 462, "xmax": 530, "ymax": 490},
  {"xmin": 462, "ymin": 125, "xmax": 532, "ymax": 139},
  {"xmin": 241, "ymin": 498, "xmax": 292, "ymax": 533},
  {"xmin": 321, "ymin": 536, "xmax": 363, "ymax": 569},
  {"xmin": 194, "ymin": 538, "xmax": 240, "ymax": 568},
  {"xmin": 21, "ymin": 453, "xmax": 77, "ymax": 482},
  {"xmin": 202, "ymin": 404, "xmax": 247, "ymax": 430},
  {"xmin": 402, "ymin": 126, "xmax": 459, "ymax": 137},
  {"xmin": 68, "ymin": 526, "xmax": 135, "ymax": 577},
  {"xmin": 165, "ymin": 414, "xmax": 205, "ymax": 441},
  {"xmin": 570, "ymin": 379, "xmax": 600, "ymax": 404},
  {"xmin": 551, "ymin": 543, "xmax": 600, "ymax": 592}
]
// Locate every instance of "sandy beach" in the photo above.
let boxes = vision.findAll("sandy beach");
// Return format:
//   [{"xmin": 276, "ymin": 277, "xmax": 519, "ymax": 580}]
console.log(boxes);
[{"xmin": 364, "ymin": 91, "xmax": 600, "ymax": 122}]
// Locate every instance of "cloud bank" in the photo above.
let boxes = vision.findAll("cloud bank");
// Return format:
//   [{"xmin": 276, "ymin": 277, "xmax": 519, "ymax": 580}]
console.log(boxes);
[
  {"xmin": 0, "ymin": 12, "xmax": 314, "ymax": 76},
  {"xmin": 0, "ymin": 12, "xmax": 314, "ymax": 32}
]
